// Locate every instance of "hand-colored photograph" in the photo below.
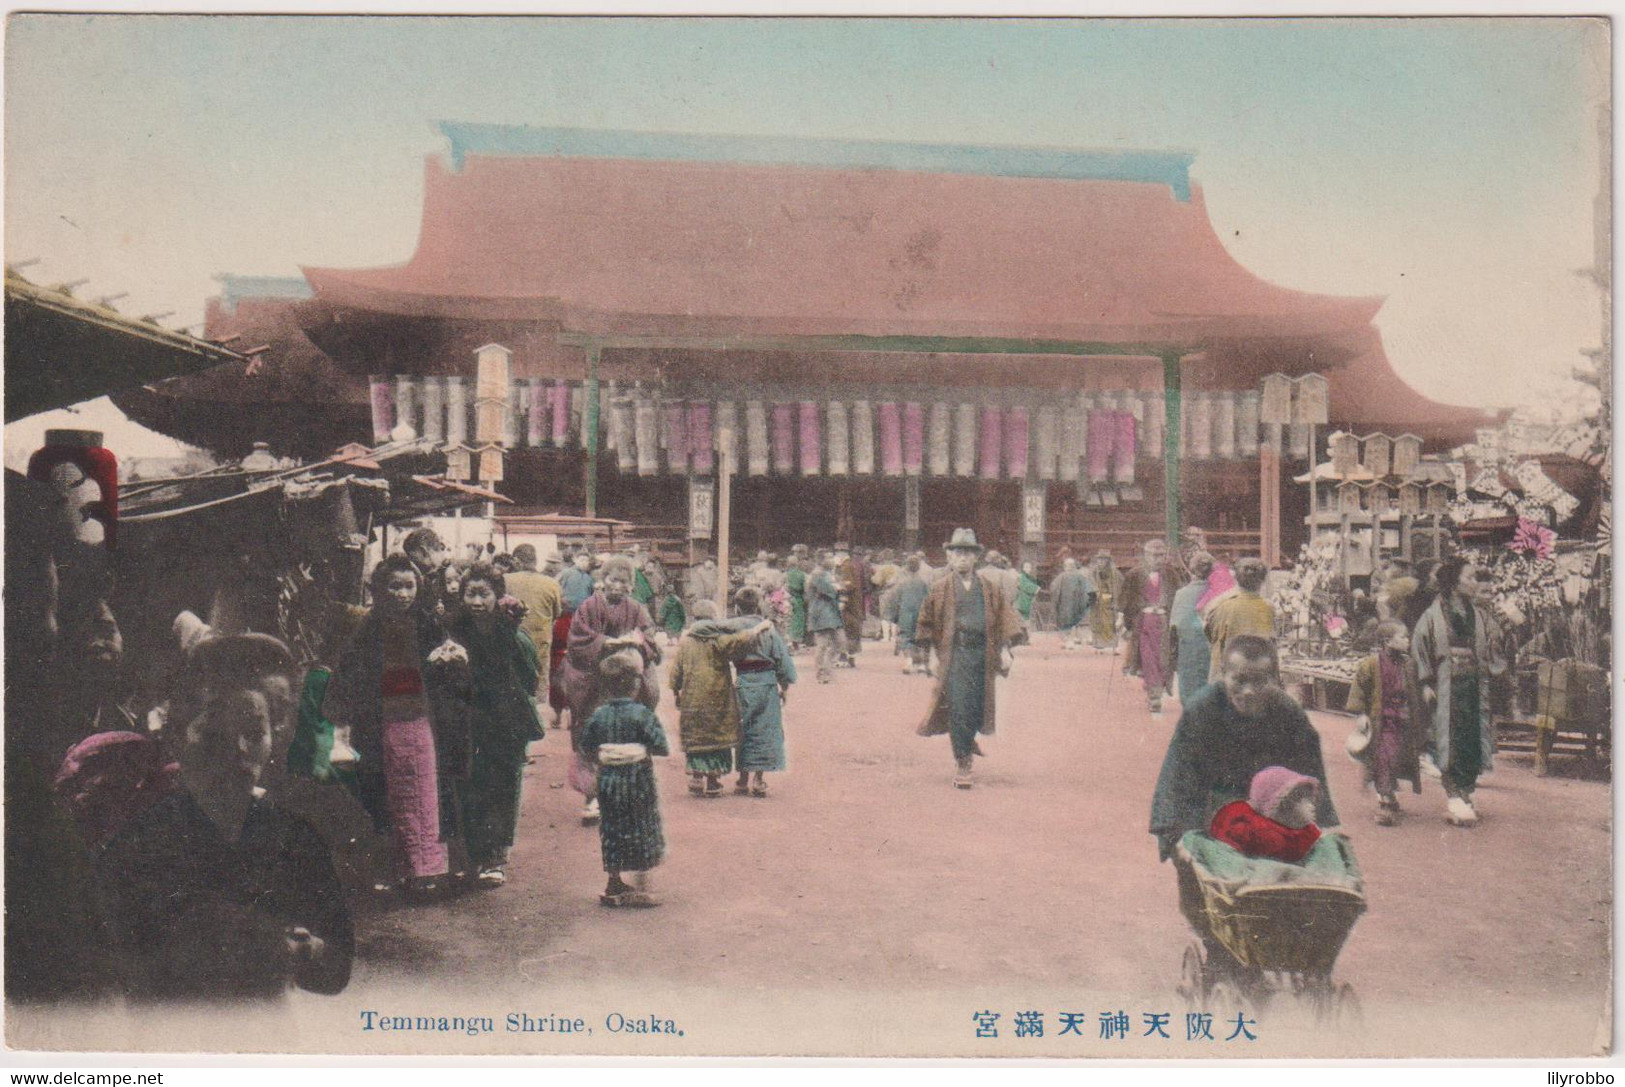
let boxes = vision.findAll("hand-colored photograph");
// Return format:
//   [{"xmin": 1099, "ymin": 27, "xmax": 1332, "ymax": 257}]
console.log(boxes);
[{"xmin": 3, "ymin": 14, "xmax": 1611, "ymax": 1060}]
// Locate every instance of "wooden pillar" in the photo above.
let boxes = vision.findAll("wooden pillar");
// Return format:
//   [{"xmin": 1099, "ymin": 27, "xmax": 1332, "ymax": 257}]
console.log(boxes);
[
  {"xmin": 584, "ymin": 341, "xmax": 601, "ymax": 518},
  {"xmin": 1259, "ymin": 444, "xmax": 1282, "ymax": 566},
  {"xmin": 1162, "ymin": 352, "xmax": 1183, "ymax": 547}
]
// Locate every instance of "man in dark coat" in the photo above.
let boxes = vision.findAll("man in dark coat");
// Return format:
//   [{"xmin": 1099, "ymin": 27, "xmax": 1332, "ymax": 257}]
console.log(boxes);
[
  {"xmin": 914, "ymin": 529, "xmax": 1025, "ymax": 789},
  {"xmin": 1118, "ymin": 537, "xmax": 1185, "ymax": 714}
]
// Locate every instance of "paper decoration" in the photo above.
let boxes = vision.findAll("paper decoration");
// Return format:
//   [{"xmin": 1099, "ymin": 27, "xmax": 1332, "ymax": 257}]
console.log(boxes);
[
  {"xmin": 1237, "ymin": 391, "xmax": 1261, "ymax": 457},
  {"xmin": 421, "ymin": 377, "xmax": 445, "ymax": 444},
  {"xmin": 1294, "ymin": 373, "xmax": 1329, "ymax": 425},
  {"xmin": 953, "ymin": 403, "xmax": 977, "ymax": 478},
  {"xmin": 1060, "ymin": 407, "xmax": 1084, "ymax": 483},
  {"xmin": 878, "ymin": 402, "xmax": 903, "ymax": 477},
  {"xmin": 445, "ymin": 377, "xmax": 468, "ymax": 447},
  {"xmin": 745, "ymin": 401, "xmax": 770, "ymax": 477},
  {"xmin": 689, "ymin": 402, "xmax": 713, "ymax": 475},
  {"xmin": 369, "ymin": 376, "xmax": 394, "ymax": 444},
  {"xmin": 1514, "ymin": 459, "xmax": 1581, "ymax": 521},
  {"xmin": 851, "ymin": 400, "xmax": 875, "ymax": 475},
  {"xmin": 665, "ymin": 401, "xmax": 689, "ymax": 474},
  {"xmin": 1470, "ymin": 467, "xmax": 1508, "ymax": 498},
  {"xmin": 927, "ymin": 402, "xmax": 952, "ymax": 477},
  {"xmin": 1112, "ymin": 412, "xmax": 1137, "ymax": 484},
  {"xmin": 635, "ymin": 396, "xmax": 659, "ymax": 476},
  {"xmin": 1215, "ymin": 392, "xmax": 1237, "ymax": 459},
  {"xmin": 979, "ymin": 405, "xmax": 1003, "ymax": 480},
  {"xmin": 1034, "ymin": 405, "xmax": 1059, "ymax": 480},
  {"xmin": 771, "ymin": 402, "xmax": 795, "ymax": 476},
  {"xmin": 826, "ymin": 400, "xmax": 850, "ymax": 476},
  {"xmin": 1260, "ymin": 373, "xmax": 1293, "ymax": 425},
  {"xmin": 799, "ymin": 401, "xmax": 821, "ymax": 476},
  {"xmin": 902, "ymin": 402, "xmax": 925, "ymax": 477},
  {"xmin": 1005, "ymin": 406, "xmax": 1030, "ymax": 480}
]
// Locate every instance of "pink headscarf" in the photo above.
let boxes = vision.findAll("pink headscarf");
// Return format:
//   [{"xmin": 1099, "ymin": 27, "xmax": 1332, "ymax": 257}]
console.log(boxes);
[
  {"xmin": 1248, "ymin": 765, "xmax": 1319, "ymax": 823},
  {"xmin": 54, "ymin": 731, "xmax": 179, "ymax": 850}
]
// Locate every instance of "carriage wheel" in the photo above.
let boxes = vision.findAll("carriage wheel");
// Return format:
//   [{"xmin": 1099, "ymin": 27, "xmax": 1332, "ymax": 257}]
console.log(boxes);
[{"xmin": 1178, "ymin": 940, "xmax": 1207, "ymax": 1009}]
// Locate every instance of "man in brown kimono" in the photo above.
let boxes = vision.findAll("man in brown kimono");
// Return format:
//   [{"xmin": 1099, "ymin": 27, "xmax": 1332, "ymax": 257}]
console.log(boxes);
[
  {"xmin": 914, "ymin": 529, "xmax": 1024, "ymax": 789},
  {"xmin": 1118, "ymin": 538, "xmax": 1185, "ymax": 715}
]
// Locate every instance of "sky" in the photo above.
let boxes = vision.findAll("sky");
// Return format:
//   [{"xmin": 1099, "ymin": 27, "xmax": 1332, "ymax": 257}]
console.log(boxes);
[{"xmin": 3, "ymin": 15, "xmax": 1609, "ymax": 460}]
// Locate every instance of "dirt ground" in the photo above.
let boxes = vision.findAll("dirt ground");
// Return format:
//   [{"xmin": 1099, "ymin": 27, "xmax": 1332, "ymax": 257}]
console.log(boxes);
[{"xmin": 15, "ymin": 631, "xmax": 1609, "ymax": 1058}]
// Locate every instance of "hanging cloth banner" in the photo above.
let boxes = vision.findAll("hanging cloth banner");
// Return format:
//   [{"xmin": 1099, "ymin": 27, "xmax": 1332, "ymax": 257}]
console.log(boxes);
[
  {"xmin": 714, "ymin": 401, "xmax": 739, "ymax": 468},
  {"xmin": 1112, "ymin": 412, "xmax": 1138, "ymax": 484},
  {"xmin": 771, "ymin": 402, "xmax": 796, "ymax": 475},
  {"xmin": 745, "ymin": 400, "xmax": 770, "ymax": 477},
  {"xmin": 978, "ymin": 405, "xmax": 1003, "ymax": 480},
  {"xmin": 612, "ymin": 397, "xmax": 636, "ymax": 473},
  {"xmin": 902, "ymin": 402, "xmax": 925, "ymax": 477},
  {"xmin": 603, "ymin": 382, "xmax": 621, "ymax": 452},
  {"xmin": 369, "ymin": 375, "xmax": 395, "ymax": 444},
  {"xmin": 571, "ymin": 384, "xmax": 587, "ymax": 447},
  {"xmin": 688, "ymin": 401, "xmax": 713, "ymax": 475},
  {"xmin": 826, "ymin": 400, "xmax": 850, "ymax": 476},
  {"xmin": 665, "ymin": 400, "xmax": 689, "ymax": 474},
  {"xmin": 1005, "ymin": 406, "xmax": 1030, "ymax": 480},
  {"xmin": 1060, "ymin": 406, "xmax": 1084, "ymax": 483},
  {"xmin": 1189, "ymin": 393, "xmax": 1213, "ymax": 460},
  {"xmin": 502, "ymin": 381, "xmax": 521, "ymax": 448},
  {"xmin": 422, "ymin": 376, "xmax": 445, "ymax": 444},
  {"xmin": 953, "ymin": 403, "xmax": 977, "ymax": 477},
  {"xmin": 878, "ymin": 401, "xmax": 904, "ymax": 477},
  {"xmin": 1141, "ymin": 391, "xmax": 1163, "ymax": 462},
  {"xmin": 1260, "ymin": 373, "xmax": 1293, "ymax": 425},
  {"xmin": 799, "ymin": 401, "xmax": 822, "ymax": 476},
  {"xmin": 637, "ymin": 396, "xmax": 661, "ymax": 475},
  {"xmin": 549, "ymin": 382, "xmax": 570, "ymax": 447},
  {"xmin": 524, "ymin": 380, "xmax": 544, "ymax": 448},
  {"xmin": 1085, "ymin": 410, "xmax": 1113, "ymax": 483},
  {"xmin": 851, "ymin": 400, "xmax": 876, "ymax": 475},
  {"xmin": 1034, "ymin": 405, "xmax": 1059, "ymax": 480},
  {"xmin": 393, "ymin": 376, "xmax": 417, "ymax": 441},
  {"xmin": 1288, "ymin": 423, "xmax": 1311, "ymax": 460},
  {"xmin": 1237, "ymin": 391, "xmax": 1261, "ymax": 457},
  {"xmin": 1215, "ymin": 392, "xmax": 1237, "ymax": 460},
  {"xmin": 445, "ymin": 377, "xmax": 468, "ymax": 447},
  {"xmin": 927, "ymin": 402, "xmax": 952, "ymax": 477}
]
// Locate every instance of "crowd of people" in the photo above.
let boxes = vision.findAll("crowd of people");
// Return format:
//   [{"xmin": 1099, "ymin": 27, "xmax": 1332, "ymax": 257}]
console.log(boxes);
[{"xmin": 6, "ymin": 481, "xmax": 1514, "ymax": 1007}]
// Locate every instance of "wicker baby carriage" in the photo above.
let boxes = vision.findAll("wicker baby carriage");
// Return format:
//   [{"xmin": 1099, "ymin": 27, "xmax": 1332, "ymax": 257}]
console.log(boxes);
[{"xmin": 1174, "ymin": 830, "xmax": 1367, "ymax": 1027}]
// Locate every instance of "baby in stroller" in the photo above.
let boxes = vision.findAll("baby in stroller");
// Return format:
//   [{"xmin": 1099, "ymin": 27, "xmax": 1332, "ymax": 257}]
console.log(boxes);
[{"xmin": 1209, "ymin": 766, "xmax": 1323, "ymax": 864}]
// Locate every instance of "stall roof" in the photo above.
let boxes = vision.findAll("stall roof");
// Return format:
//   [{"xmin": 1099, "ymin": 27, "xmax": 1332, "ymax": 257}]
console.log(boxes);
[{"xmin": 5, "ymin": 270, "xmax": 245, "ymax": 421}]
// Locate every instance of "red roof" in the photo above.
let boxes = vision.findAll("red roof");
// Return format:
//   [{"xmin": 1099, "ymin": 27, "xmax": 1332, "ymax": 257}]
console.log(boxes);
[{"xmin": 303, "ymin": 153, "xmax": 1384, "ymax": 348}]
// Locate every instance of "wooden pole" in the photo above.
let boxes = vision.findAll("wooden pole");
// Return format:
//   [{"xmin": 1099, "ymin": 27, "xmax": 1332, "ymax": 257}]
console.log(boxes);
[
  {"xmin": 584, "ymin": 341, "xmax": 601, "ymax": 518},
  {"xmin": 1162, "ymin": 352, "xmax": 1183, "ymax": 547},
  {"xmin": 716, "ymin": 428, "xmax": 734, "ymax": 611},
  {"xmin": 1259, "ymin": 444, "xmax": 1281, "ymax": 566}
]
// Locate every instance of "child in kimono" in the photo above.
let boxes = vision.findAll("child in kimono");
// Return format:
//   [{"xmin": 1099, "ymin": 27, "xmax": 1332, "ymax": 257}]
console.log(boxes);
[
  {"xmin": 1209, "ymin": 765, "xmax": 1323, "ymax": 864},
  {"xmin": 580, "ymin": 651, "xmax": 670, "ymax": 907},
  {"xmin": 1346, "ymin": 619, "xmax": 1426, "ymax": 826}
]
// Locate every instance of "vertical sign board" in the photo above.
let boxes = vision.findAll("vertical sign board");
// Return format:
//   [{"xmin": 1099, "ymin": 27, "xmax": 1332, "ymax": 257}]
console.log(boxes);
[
  {"xmin": 1022, "ymin": 483, "xmax": 1047, "ymax": 543},
  {"xmin": 689, "ymin": 477, "xmax": 716, "ymax": 540}
]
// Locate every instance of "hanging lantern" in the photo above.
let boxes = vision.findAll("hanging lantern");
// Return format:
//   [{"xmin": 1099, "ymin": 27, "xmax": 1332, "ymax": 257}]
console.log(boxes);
[{"xmin": 826, "ymin": 400, "xmax": 850, "ymax": 476}]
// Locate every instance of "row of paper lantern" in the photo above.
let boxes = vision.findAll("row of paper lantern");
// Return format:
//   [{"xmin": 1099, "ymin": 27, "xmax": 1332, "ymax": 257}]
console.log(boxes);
[{"xmin": 370, "ymin": 376, "xmax": 1331, "ymax": 481}]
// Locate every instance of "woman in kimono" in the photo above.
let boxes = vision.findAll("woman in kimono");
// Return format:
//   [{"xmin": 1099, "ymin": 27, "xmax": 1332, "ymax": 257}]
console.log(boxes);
[
  {"xmin": 729, "ymin": 587, "xmax": 798, "ymax": 798},
  {"xmin": 448, "ymin": 564, "xmax": 542, "ymax": 887},
  {"xmin": 580, "ymin": 653, "xmax": 670, "ymax": 907},
  {"xmin": 785, "ymin": 552, "xmax": 809, "ymax": 648},
  {"xmin": 1015, "ymin": 561, "xmax": 1041, "ymax": 625},
  {"xmin": 1088, "ymin": 551, "xmax": 1122, "ymax": 652},
  {"xmin": 893, "ymin": 556, "xmax": 931, "ymax": 675},
  {"xmin": 559, "ymin": 555, "xmax": 661, "ymax": 825},
  {"xmin": 1412, "ymin": 558, "xmax": 1506, "ymax": 827},
  {"xmin": 326, "ymin": 554, "xmax": 453, "ymax": 898},
  {"xmin": 1169, "ymin": 552, "xmax": 1214, "ymax": 705},
  {"xmin": 669, "ymin": 600, "xmax": 763, "ymax": 798}
]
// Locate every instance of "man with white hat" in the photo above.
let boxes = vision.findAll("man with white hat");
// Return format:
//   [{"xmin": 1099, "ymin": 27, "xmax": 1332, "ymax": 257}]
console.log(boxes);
[{"xmin": 914, "ymin": 529, "xmax": 1024, "ymax": 789}]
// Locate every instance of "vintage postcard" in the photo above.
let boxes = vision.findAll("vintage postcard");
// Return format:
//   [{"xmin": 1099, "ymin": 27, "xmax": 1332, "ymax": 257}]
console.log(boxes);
[{"xmin": 3, "ymin": 14, "xmax": 1612, "ymax": 1061}]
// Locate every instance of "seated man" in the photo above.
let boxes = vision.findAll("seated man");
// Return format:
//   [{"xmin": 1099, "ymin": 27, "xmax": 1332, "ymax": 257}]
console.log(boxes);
[
  {"xmin": 96, "ymin": 630, "xmax": 353, "ymax": 1001},
  {"xmin": 1149, "ymin": 635, "xmax": 1340, "ymax": 954}
]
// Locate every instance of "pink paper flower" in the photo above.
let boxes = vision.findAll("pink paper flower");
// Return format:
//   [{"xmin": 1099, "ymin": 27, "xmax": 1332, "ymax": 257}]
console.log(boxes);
[{"xmin": 1509, "ymin": 517, "xmax": 1557, "ymax": 560}]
